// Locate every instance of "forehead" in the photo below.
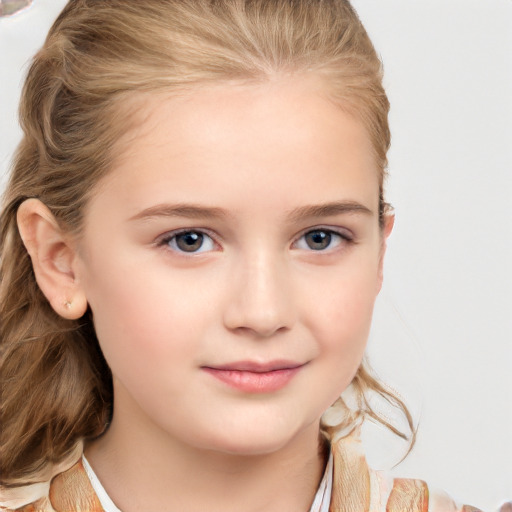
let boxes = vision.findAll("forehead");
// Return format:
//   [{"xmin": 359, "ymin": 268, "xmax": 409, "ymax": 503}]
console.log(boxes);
[{"xmin": 92, "ymin": 78, "xmax": 379, "ymax": 218}]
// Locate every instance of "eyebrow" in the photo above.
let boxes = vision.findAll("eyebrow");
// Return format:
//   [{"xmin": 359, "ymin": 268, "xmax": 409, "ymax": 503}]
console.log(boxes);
[
  {"xmin": 129, "ymin": 200, "xmax": 373, "ymax": 223},
  {"xmin": 286, "ymin": 201, "xmax": 374, "ymax": 222},
  {"xmin": 129, "ymin": 204, "xmax": 229, "ymax": 222}
]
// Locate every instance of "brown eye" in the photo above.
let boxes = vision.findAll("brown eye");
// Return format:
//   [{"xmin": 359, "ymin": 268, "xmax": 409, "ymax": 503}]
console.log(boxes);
[
  {"xmin": 294, "ymin": 229, "xmax": 349, "ymax": 252},
  {"xmin": 304, "ymin": 230, "xmax": 332, "ymax": 250},
  {"xmin": 175, "ymin": 232, "xmax": 204, "ymax": 252},
  {"xmin": 162, "ymin": 231, "xmax": 216, "ymax": 253}
]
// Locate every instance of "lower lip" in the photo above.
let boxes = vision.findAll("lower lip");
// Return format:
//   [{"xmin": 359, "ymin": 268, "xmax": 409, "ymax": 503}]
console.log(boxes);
[{"xmin": 202, "ymin": 367, "xmax": 302, "ymax": 393}]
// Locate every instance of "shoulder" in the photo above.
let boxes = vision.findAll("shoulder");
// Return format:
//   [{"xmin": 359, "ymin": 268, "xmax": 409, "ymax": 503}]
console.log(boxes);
[
  {"xmin": 372, "ymin": 471, "xmax": 483, "ymax": 512},
  {"xmin": 11, "ymin": 460, "xmax": 103, "ymax": 512},
  {"xmin": 329, "ymin": 433, "xmax": 482, "ymax": 512},
  {"xmin": 427, "ymin": 486, "xmax": 483, "ymax": 512}
]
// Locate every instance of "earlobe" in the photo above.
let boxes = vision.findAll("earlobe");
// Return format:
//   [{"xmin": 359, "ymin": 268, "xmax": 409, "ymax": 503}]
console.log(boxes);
[{"xmin": 17, "ymin": 199, "xmax": 88, "ymax": 320}]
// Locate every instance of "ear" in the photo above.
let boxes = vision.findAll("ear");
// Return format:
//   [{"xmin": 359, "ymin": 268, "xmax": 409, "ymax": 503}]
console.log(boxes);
[
  {"xmin": 17, "ymin": 198, "xmax": 88, "ymax": 320},
  {"xmin": 377, "ymin": 213, "xmax": 395, "ymax": 292}
]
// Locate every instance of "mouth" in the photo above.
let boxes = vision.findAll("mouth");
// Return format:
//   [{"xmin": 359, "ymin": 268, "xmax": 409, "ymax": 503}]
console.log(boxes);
[{"xmin": 201, "ymin": 360, "xmax": 305, "ymax": 393}]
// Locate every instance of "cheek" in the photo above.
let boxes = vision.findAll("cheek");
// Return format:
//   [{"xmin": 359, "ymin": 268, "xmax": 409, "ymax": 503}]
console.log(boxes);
[
  {"xmin": 295, "ymin": 272, "xmax": 377, "ymax": 420},
  {"xmin": 86, "ymin": 279, "xmax": 201, "ymax": 419},
  {"xmin": 323, "ymin": 295, "xmax": 374, "ymax": 370},
  {"xmin": 81, "ymin": 249, "xmax": 224, "ymax": 389},
  {"xmin": 80, "ymin": 254, "xmax": 186, "ymax": 374},
  {"xmin": 306, "ymin": 260, "xmax": 379, "ymax": 371}
]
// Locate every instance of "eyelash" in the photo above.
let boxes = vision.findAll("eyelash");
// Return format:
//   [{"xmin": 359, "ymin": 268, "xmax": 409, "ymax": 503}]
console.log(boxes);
[
  {"xmin": 156, "ymin": 227, "xmax": 353, "ymax": 255},
  {"xmin": 292, "ymin": 227, "xmax": 353, "ymax": 252},
  {"xmin": 157, "ymin": 229, "xmax": 218, "ymax": 254}
]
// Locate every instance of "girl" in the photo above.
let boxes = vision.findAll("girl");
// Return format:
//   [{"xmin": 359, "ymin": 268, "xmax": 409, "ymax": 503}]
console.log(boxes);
[{"xmin": 0, "ymin": 1, "xmax": 481, "ymax": 511}]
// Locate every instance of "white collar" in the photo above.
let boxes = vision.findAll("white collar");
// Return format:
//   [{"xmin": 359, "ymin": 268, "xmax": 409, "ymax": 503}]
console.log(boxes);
[{"xmin": 82, "ymin": 452, "xmax": 333, "ymax": 512}]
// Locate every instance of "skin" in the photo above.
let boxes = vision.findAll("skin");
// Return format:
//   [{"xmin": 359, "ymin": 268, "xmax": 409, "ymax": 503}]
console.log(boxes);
[{"xmin": 18, "ymin": 77, "xmax": 393, "ymax": 512}]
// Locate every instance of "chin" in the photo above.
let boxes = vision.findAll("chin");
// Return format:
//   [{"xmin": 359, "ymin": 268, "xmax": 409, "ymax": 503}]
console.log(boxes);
[
  {"xmin": 191, "ymin": 419, "xmax": 314, "ymax": 458},
  {"xmin": 217, "ymin": 438, "xmax": 289, "ymax": 457}
]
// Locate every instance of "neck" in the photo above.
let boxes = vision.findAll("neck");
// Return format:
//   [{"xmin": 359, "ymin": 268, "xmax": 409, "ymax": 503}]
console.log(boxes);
[{"xmin": 85, "ymin": 396, "xmax": 328, "ymax": 512}]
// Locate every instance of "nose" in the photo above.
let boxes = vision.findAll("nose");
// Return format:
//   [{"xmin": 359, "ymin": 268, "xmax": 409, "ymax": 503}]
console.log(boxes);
[{"xmin": 222, "ymin": 251, "xmax": 295, "ymax": 338}]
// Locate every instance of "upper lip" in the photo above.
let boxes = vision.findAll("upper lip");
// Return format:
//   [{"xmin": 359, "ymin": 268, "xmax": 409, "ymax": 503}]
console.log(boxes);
[{"xmin": 202, "ymin": 360, "xmax": 304, "ymax": 373}]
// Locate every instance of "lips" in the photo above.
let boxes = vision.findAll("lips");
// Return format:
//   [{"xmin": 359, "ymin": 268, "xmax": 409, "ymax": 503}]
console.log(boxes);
[
  {"xmin": 201, "ymin": 360, "xmax": 304, "ymax": 393},
  {"xmin": 207, "ymin": 360, "xmax": 302, "ymax": 373}
]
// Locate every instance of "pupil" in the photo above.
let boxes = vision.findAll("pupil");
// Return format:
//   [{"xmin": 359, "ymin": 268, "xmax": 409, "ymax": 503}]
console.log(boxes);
[
  {"xmin": 306, "ymin": 231, "xmax": 331, "ymax": 250},
  {"xmin": 176, "ymin": 232, "xmax": 203, "ymax": 252}
]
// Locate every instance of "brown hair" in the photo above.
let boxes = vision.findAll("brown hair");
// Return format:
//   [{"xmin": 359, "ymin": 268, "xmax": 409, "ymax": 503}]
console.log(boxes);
[{"xmin": 0, "ymin": 0, "xmax": 410, "ymax": 488}]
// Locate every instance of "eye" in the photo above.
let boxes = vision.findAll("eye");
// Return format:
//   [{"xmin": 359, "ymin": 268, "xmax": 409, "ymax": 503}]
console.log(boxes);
[
  {"xmin": 161, "ymin": 231, "xmax": 216, "ymax": 254},
  {"xmin": 294, "ymin": 229, "xmax": 349, "ymax": 251}
]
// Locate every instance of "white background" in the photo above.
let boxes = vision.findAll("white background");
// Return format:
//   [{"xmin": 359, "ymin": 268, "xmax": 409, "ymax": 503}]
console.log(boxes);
[{"xmin": 1, "ymin": 1, "xmax": 511, "ymax": 510}]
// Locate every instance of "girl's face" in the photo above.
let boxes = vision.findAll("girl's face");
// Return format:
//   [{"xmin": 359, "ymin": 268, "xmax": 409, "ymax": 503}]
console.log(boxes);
[{"xmin": 75, "ymin": 78, "xmax": 390, "ymax": 455}]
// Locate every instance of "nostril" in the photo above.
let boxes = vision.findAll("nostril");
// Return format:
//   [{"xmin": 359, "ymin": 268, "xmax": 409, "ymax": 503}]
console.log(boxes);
[
  {"xmin": 223, "ymin": 293, "xmax": 295, "ymax": 338},
  {"xmin": 226, "ymin": 313, "xmax": 290, "ymax": 339}
]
